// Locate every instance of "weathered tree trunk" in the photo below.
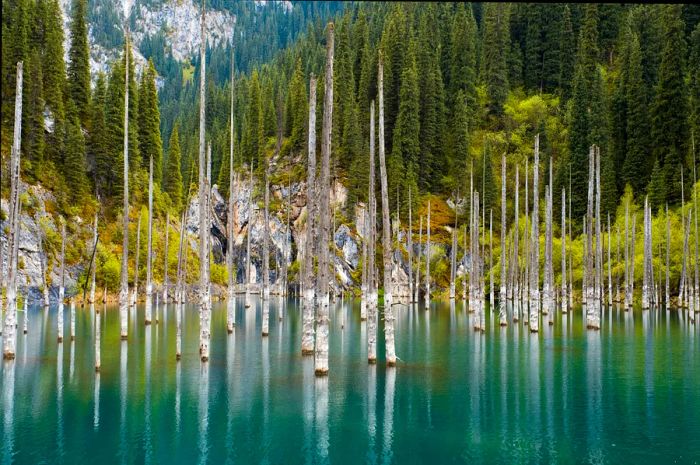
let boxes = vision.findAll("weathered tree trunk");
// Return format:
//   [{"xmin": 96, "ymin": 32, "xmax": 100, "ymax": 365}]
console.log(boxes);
[
  {"xmin": 39, "ymin": 217, "xmax": 50, "ymax": 308},
  {"xmin": 118, "ymin": 33, "xmax": 131, "ymax": 339},
  {"xmin": 226, "ymin": 48, "xmax": 236, "ymax": 333},
  {"xmin": 2, "ymin": 61, "xmax": 23, "ymax": 359},
  {"xmin": 145, "ymin": 156, "xmax": 154, "ymax": 324},
  {"xmin": 450, "ymin": 210, "xmax": 457, "ymax": 301},
  {"xmin": 473, "ymin": 192, "xmax": 485, "ymax": 331},
  {"xmin": 89, "ymin": 214, "xmax": 98, "ymax": 304},
  {"xmin": 94, "ymin": 304, "xmax": 101, "ymax": 371},
  {"xmin": 624, "ymin": 199, "xmax": 630, "ymax": 310},
  {"xmin": 693, "ymin": 152, "xmax": 699, "ymax": 314},
  {"xmin": 425, "ymin": 200, "xmax": 431, "ymax": 309},
  {"xmin": 529, "ymin": 136, "xmax": 540, "ymax": 332},
  {"xmin": 543, "ymin": 185, "xmax": 553, "ymax": 318},
  {"xmin": 262, "ymin": 164, "xmax": 271, "ymax": 336},
  {"xmin": 607, "ymin": 213, "xmax": 613, "ymax": 307},
  {"xmin": 314, "ymin": 23, "xmax": 334, "ymax": 376},
  {"xmin": 132, "ymin": 213, "xmax": 141, "ymax": 307},
  {"xmin": 361, "ymin": 207, "xmax": 368, "ymax": 319},
  {"xmin": 629, "ymin": 214, "xmax": 637, "ymax": 309},
  {"xmin": 561, "ymin": 188, "xmax": 568, "ymax": 314},
  {"xmin": 680, "ymin": 170, "xmax": 686, "ymax": 306},
  {"xmin": 70, "ymin": 299, "xmax": 76, "ymax": 341},
  {"xmin": 642, "ymin": 197, "xmax": 651, "ymax": 309},
  {"xmin": 163, "ymin": 213, "xmax": 170, "ymax": 309},
  {"xmin": 523, "ymin": 159, "xmax": 529, "ymax": 322},
  {"xmin": 377, "ymin": 53, "xmax": 396, "ymax": 366},
  {"xmin": 198, "ymin": 3, "xmax": 211, "ymax": 362},
  {"xmin": 367, "ymin": 101, "xmax": 378, "ymax": 364},
  {"xmin": 175, "ymin": 211, "xmax": 186, "ymax": 360},
  {"xmin": 681, "ymin": 212, "xmax": 692, "ymax": 310},
  {"xmin": 568, "ymin": 170, "xmax": 573, "ymax": 310},
  {"xmin": 23, "ymin": 293, "xmax": 28, "ymax": 334},
  {"xmin": 415, "ymin": 215, "xmax": 422, "ymax": 305},
  {"xmin": 408, "ymin": 188, "xmax": 413, "ymax": 303},
  {"xmin": 513, "ymin": 166, "xmax": 520, "ymax": 320},
  {"xmin": 245, "ymin": 165, "xmax": 253, "ymax": 308},
  {"xmin": 593, "ymin": 147, "xmax": 602, "ymax": 328},
  {"xmin": 58, "ymin": 220, "xmax": 66, "ymax": 343},
  {"xmin": 585, "ymin": 146, "xmax": 596, "ymax": 326},
  {"xmin": 499, "ymin": 154, "xmax": 507, "ymax": 326},
  {"xmin": 301, "ymin": 77, "xmax": 317, "ymax": 355},
  {"xmin": 489, "ymin": 209, "xmax": 494, "ymax": 310}
]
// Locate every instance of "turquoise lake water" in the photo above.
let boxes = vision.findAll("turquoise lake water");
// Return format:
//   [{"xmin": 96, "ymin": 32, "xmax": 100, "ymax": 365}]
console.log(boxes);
[{"xmin": 1, "ymin": 299, "xmax": 699, "ymax": 464}]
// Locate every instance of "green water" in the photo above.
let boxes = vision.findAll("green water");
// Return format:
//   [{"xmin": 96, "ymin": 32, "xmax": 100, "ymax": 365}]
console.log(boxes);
[{"xmin": 1, "ymin": 299, "xmax": 699, "ymax": 464}]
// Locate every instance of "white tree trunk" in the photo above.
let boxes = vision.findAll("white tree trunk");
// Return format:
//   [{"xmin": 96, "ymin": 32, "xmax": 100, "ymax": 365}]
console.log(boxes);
[
  {"xmin": 367, "ymin": 101, "xmax": 378, "ymax": 364},
  {"xmin": 529, "ymin": 136, "xmax": 540, "ymax": 332},
  {"xmin": 499, "ymin": 154, "xmax": 507, "ymax": 326},
  {"xmin": 561, "ymin": 188, "xmax": 568, "ymax": 314},
  {"xmin": 198, "ymin": 2, "xmax": 211, "ymax": 361},
  {"xmin": 70, "ymin": 299, "xmax": 76, "ymax": 341},
  {"xmin": 145, "ymin": 156, "xmax": 154, "ymax": 324},
  {"xmin": 513, "ymin": 166, "xmax": 520, "ymax": 318},
  {"xmin": 58, "ymin": 221, "xmax": 66, "ymax": 343},
  {"xmin": 118, "ymin": 45, "xmax": 130, "ymax": 337},
  {"xmin": 425, "ymin": 200, "xmax": 431, "ymax": 309},
  {"xmin": 415, "ymin": 215, "xmax": 422, "ymax": 305},
  {"xmin": 163, "ymin": 213, "xmax": 170, "ymax": 306},
  {"xmin": 245, "ymin": 165, "xmax": 253, "ymax": 308},
  {"xmin": 94, "ymin": 304, "xmax": 101, "ymax": 371},
  {"xmin": 408, "ymin": 188, "xmax": 413, "ymax": 303},
  {"xmin": 314, "ymin": 23, "xmax": 334, "ymax": 376},
  {"xmin": 301, "ymin": 77, "xmax": 317, "ymax": 354},
  {"xmin": 262, "ymin": 167, "xmax": 270, "ymax": 336},
  {"xmin": 2, "ymin": 61, "xmax": 22, "ymax": 359},
  {"xmin": 89, "ymin": 214, "xmax": 98, "ymax": 304}
]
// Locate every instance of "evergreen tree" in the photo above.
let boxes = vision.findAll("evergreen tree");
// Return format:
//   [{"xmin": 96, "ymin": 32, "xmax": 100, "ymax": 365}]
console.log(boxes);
[
  {"xmin": 105, "ymin": 58, "xmax": 126, "ymax": 200},
  {"xmin": 647, "ymin": 158, "xmax": 666, "ymax": 209},
  {"xmin": 651, "ymin": 5, "xmax": 687, "ymax": 205},
  {"xmin": 623, "ymin": 33, "xmax": 651, "ymax": 196},
  {"xmin": 558, "ymin": 5, "xmax": 575, "ymax": 99},
  {"xmin": 67, "ymin": 0, "xmax": 90, "ymax": 125},
  {"xmin": 163, "ymin": 123, "xmax": 183, "ymax": 211},
  {"xmin": 138, "ymin": 60, "xmax": 163, "ymax": 183},
  {"xmin": 482, "ymin": 3, "xmax": 510, "ymax": 117},
  {"xmin": 380, "ymin": 4, "xmax": 406, "ymax": 154},
  {"xmin": 288, "ymin": 58, "xmax": 307, "ymax": 152},
  {"xmin": 690, "ymin": 24, "xmax": 700, "ymax": 150},
  {"xmin": 22, "ymin": 49, "xmax": 44, "ymax": 179},
  {"xmin": 90, "ymin": 73, "xmax": 110, "ymax": 197},
  {"xmin": 524, "ymin": 3, "xmax": 544, "ymax": 91},
  {"xmin": 63, "ymin": 100, "xmax": 88, "ymax": 202},
  {"xmin": 448, "ymin": 3, "xmax": 477, "ymax": 111},
  {"xmin": 2, "ymin": 0, "xmax": 28, "ymax": 141},
  {"xmin": 42, "ymin": 0, "xmax": 66, "ymax": 167},
  {"xmin": 243, "ymin": 70, "xmax": 264, "ymax": 170}
]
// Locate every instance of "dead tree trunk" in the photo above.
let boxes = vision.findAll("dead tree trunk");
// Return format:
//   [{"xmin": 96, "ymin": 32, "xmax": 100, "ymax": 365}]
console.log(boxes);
[
  {"xmin": 198, "ymin": 2, "xmax": 211, "ymax": 362},
  {"xmin": 361, "ymin": 206, "xmax": 368, "ymax": 320},
  {"xmin": 145, "ymin": 156, "xmax": 154, "ymax": 324},
  {"xmin": 489, "ymin": 209, "xmax": 494, "ymax": 310},
  {"xmin": 630, "ymin": 214, "xmax": 637, "ymax": 309},
  {"xmin": 132, "ymin": 212, "xmax": 141, "ymax": 307},
  {"xmin": 523, "ymin": 159, "xmax": 529, "ymax": 321},
  {"xmin": 513, "ymin": 166, "xmax": 520, "ymax": 319},
  {"xmin": 2, "ymin": 61, "xmax": 22, "ymax": 359},
  {"xmin": 450, "ymin": 209, "xmax": 457, "ymax": 301},
  {"xmin": 561, "ymin": 188, "xmax": 568, "ymax": 314},
  {"xmin": 119, "ymin": 36, "xmax": 130, "ymax": 340},
  {"xmin": 624, "ymin": 199, "xmax": 630, "ymax": 310},
  {"xmin": 408, "ymin": 188, "xmax": 413, "ymax": 303},
  {"xmin": 642, "ymin": 197, "xmax": 651, "ymax": 309},
  {"xmin": 301, "ymin": 77, "xmax": 317, "ymax": 355},
  {"xmin": 89, "ymin": 213, "xmax": 98, "ymax": 304},
  {"xmin": 163, "ymin": 212, "xmax": 170, "ymax": 307},
  {"xmin": 594, "ymin": 147, "xmax": 602, "ymax": 327},
  {"xmin": 473, "ymin": 192, "xmax": 484, "ymax": 331},
  {"xmin": 377, "ymin": 53, "xmax": 396, "ymax": 366},
  {"xmin": 367, "ymin": 101, "xmax": 378, "ymax": 363},
  {"xmin": 415, "ymin": 215, "xmax": 422, "ymax": 305},
  {"xmin": 315, "ymin": 23, "xmax": 334, "ymax": 376},
  {"xmin": 607, "ymin": 213, "xmax": 612, "ymax": 307},
  {"xmin": 499, "ymin": 154, "xmax": 507, "ymax": 326},
  {"xmin": 245, "ymin": 165, "xmax": 253, "ymax": 308},
  {"xmin": 226, "ymin": 48, "xmax": 236, "ymax": 333},
  {"xmin": 262, "ymin": 164, "xmax": 271, "ymax": 336},
  {"xmin": 58, "ymin": 220, "xmax": 66, "ymax": 343},
  {"xmin": 665, "ymin": 205, "xmax": 670, "ymax": 308},
  {"xmin": 425, "ymin": 200, "xmax": 431, "ymax": 309},
  {"xmin": 529, "ymin": 136, "xmax": 540, "ymax": 332},
  {"xmin": 693, "ymin": 147, "xmax": 699, "ymax": 314}
]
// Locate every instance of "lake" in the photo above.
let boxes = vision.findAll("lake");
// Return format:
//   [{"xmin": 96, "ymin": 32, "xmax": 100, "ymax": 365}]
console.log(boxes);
[{"xmin": 1, "ymin": 298, "xmax": 699, "ymax": 464}]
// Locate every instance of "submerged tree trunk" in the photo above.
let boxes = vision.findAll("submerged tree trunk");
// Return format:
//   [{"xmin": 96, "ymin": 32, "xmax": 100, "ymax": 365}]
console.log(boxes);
[
  {"xmin": 145, "ymin": 156, "xmax": 154, "ymax": 324},
  {"xmin": 593, "ymin": 148, "xmax": 603, "ymax": 328},
  {"xmin": 226, "ymin": 48, "xmax": 236, "ymax": 333},
  {"xmin": 367, "ymin": 101, "xmax": 378, "ymax": 364},
  {"xmin": 377, "ymin": 53, "xmax": 396, "ymax": 367},
  {"xmin": 3, "ymin": 61, "xmax": 23, "ymax": 359},
  {"xmin": 425, "ymin": 200, "xmax": 431, "ymax": 309},
  {"xmin": 408, "ymin": 188, "xmax": 413, "ymax": 303},
  {"xmin": 301, "ymin": 77, "xmax": 317, "ymax": 355},
  {"xmin": 529, "ymin": 136, "xmax": 540, "ymax": 332},
  {"xmin": 608, "ymin": 213, "xmax": 613, "ymax": 307},
  {"xmin": 89, "ymin": 214, "xmax": 98, "ymax": 304},
  {"xmin": 132, "ymin": 213, "xmax": 141, "ymax": 307},
  {"xmin": 315, "ymin": 24, "xmax": 334, "ymax": 376},
  {"xmin": 561, "ymin": 188, "xmax": 568, "ymax": 314},
  {"xmin": 198, "ymin": 2, "xmax": 211, "ymax": 362},
  {"xmin": 94, "ymin": 304, "xmax": 101, "ymax": 371},
  {"xmin": 499, "ymin": 154, "xmax": 507, "ymax": 326},
  {"xmin": 262, "ymin": 164, "xmax": 271, "ymax": 336},
  {"xmin": 415, "ymin": 215, "xmax": 422, "ymax": 305},
  {"xmin": 119, "ymin": 35, "xmax": 131, "ymax": 339},
  {"xmin": 624, "ymin": 199, "xmax": 630, "ymax": 310},
  {"xmin": 58, "ymin": 220, "xmax": 66, "ymax": 343},
  {"xmin": 693, "ymin": 154, "xmax": 699, "ymax": 314},
  {"xmin": 163, "ymin": 213, "xmax": 170, "ymax": 309},
  {"xmin": 245, "ymin": 164, "xmax": 253, "ymax": 308},
  {"xmin": 513, "ymin": 166, "xmax": 520, "ymax": 319},
  {"xmin": 642, "ymin": 197, "xmax": 651, "ymax": 309},
  {"xmin": 489, "ymin": 210, "xmax": 494, "ymax": 310},
  {"xmin": 450, "ymin": 206, "xmax": 457, "ymax": 301},
  {"xmin": 473, "ymin": 192, "xmax": 485, "ymax": 331}
]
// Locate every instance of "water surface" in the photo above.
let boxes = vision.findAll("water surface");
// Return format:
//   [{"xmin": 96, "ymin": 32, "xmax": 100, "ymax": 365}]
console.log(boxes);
[{"xmin": 2, "ymin": 299, "xmax": 699, "ymax": 464}]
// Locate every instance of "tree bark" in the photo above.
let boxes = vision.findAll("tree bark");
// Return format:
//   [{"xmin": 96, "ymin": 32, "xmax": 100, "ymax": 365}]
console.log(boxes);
[
  {"xmin": 529, "ymin": 136, "xmax": 540, "ymax": 332},
  {"xmin": 425, "ymin": 200, "xmax": 431, "ymax": 310},
  {"xmin": 561, "ymin": 188, "xmax": 568, "ymax": 314},
  {"xmin": 3, "ymin": 61, "xmax": 23, "ymax": 359},
  {"xmin": 198, "ymin": 2, "xmax": 211, "ymax": 362},
  {"xmin": 301, "ymin": 77, "xmax": 317, "ymax": 355},
  {"xmin": 408, "ymin": 188, "xmax": 413, "ymax": 303},
  {"xmin": 94, "ymin": 304, "xmax": 101, "ymax": 371},
  {"xmin": 145, "ymin": 155, "xmax": 154, "ymax": 324},
  {"xmin": 245, "ymin": 165, "xmax": 253, "ymax": 308},
  {"xmin": 314, "ymin": 23, "xmax": 334, "ymax": 376},
  {"xmin": 367, "ymin": 101, "xmax": 378, "ymax": 364},
  {"xmin": 132, "ymin": 212, "xmax": 141, "ymax": 307},
  {"xmin": 262, "ymin": 163, "xmax": 271, "ymax": 336},
  {"xmin": 415, "ymin": 215, "xmax": 422, "ymax": 305},
  {"xmin": 163, "ymin": 212, "xmax": 170, "ymax": 307},
  {"xmin": 89, "ymin": 214, "xmax": 98, "ymax": 304},
  {"xmin": 58, "ymin": 220, "xmax": 66, "ymax": 343},
  {"xmin": 499, "ymin": 154, "xmax": 507, "ymax": 326},
  {"xmin": 119, "ymin": 35, "xmax": 130, "ymax": 340}
]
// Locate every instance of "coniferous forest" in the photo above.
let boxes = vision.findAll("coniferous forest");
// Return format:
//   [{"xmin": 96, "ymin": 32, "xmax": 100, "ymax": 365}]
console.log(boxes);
[{"xmin": 2, "ymin": 2, "xmax": 700, "ymax": 463}]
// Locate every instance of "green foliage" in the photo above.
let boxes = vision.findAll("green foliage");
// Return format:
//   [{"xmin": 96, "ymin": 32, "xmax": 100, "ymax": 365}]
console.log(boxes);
[{"xmin": 67, "ymin": 0, "xmax": 90, "ymax": 124}]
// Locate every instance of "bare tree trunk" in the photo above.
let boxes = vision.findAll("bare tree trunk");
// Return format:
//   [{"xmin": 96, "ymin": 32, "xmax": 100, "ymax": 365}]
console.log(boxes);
[
  {"xmin": 301, "ymin": 77, "xmax": 317, "ymax": 354},
  {"xmin": 58, "ymin": 220, "xmax": 66, "ymax": 343},
  {"xmin": 499, "ymin": 154, "xmax": 507, "ymax": 326},
  {"xmin": 425, "ymin": 200, "xmax": 431, "ymax": 309},
  {"xmin": 529, "ymin": 136, "xmax": 540, "ymax": 332},
  {"xmin": 489, "ymin": 209, "xmax": 494, "ymax": 310},
  {"xmin": 568, "ymin": 168, "xmax": 573, "ymax": 310},
  {"xmin": 377, "ymin": 53, "xmax": 396, "ymax": 366},
  {"xmin": 89, "ymin": 214, "xmax": 98, "ymax": 304},
  {"xmin": 408, "ymin": 188, "xmax": 413, "ymax": 303},
  {"xmin": 624, "ymin": 199, "xmax": 630, "ymax": 310},
  {"xmin": 513, "ymin": 166, "xmax": 520, "ymax": 320},
  {"xmin": 681, "ymin": 212, "xmax": 692, "ymax": 310},
  {"xmin": 450, "ymin": 210, "xmax": 457, "ymax": 301},
  {"xmin": 361, "ymin": 206, "xmax": 368, "ymax": 319},
  {"xmin": 367, "ymin": 101, "xmax": 378, "ymax": 363},
  {"xmin": 198, "ymin": 2, "xmax": 211, "ymax": 362},
  {"xmin": 543, "ymin": 185, "xmax": 552, "ymax": 318},
  {"xmin": 3, "ymin": 61, "xmax": 22, "ymax": 359},
  {"xmin": 415, "ymin": 215, "xmax": 422, "ymax": 305},
  {"xmin": 262, "ymin": 165, "xmax": 271, "ymax": 336},
  {"xmin": 523, "ymin": 159, "xmax": 529, "ymax": 322},
  {"xmin": 585, "ymin": 146, "xmax": 595, "ymax": 327},
  {"xmin": 693, "ymin": 143, "xmax": 699, "ymax": 314},
  {"xmin": 39, "ymin": 216, "xmax": 50, "ymax": 308},
  {"xmin": 119, "ymin": 36, "xmax": 130, "ymax": 340},
  {"xmin": 145, "ymin": 156, "xmax": 154, "ymax": 324},
  {"xmin": 561, "ymin": 188, "xmax": 568, "ymax": 314},
  {"xmin": 680, "ymin": 169, "xmax": 686, "ymax": 306},
  {"xmin": 593, "ymin": 147, "xmax": 602, "ymax": 328},
  {"xmin": 245, "ymin": 164, "xmax": 253, "ymax": 308},
  {"xmin": 226, "ymin": 48, "xmax": 236, "ymax": 333},
  {"xmin": 163, "ymin": 212, "xmax": 170, "ymax": 307},
  {"xmin": 607, "ymin": 213, "xmax": 612, "ymax": 307},
  {"xmin": 314, "ymin": 24, "xmax": 334, "ymax": 375},
  {"xmin": 132, "ymin": 213, "xmax": 141, "ymax": 307},
  {"xmin": 94, "ymin": 304, "xmax": 101, "ymax": 371},
  {"xmin": 642, "ymin": 197, "xmax": 651, "ymax": 309},
  {"xmin": 175, "ymin": 211, "xmax": 186, "ymax": 360},
  {"xmin": 629, "ymin": 214, "xmax": 637, "ymax": 309},
  {"xmin": 473, "ymin": 192, "xmax": 484, "ymax": 331}
]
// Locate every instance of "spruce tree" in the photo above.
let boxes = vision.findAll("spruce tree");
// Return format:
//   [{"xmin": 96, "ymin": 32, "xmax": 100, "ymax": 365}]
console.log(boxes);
[
  {"xmin": 524, "ymin": 3, "xmax": 544, "ymax": 91},
  {"xmin": 690, "ymin": 24, "xmax": 700, "ymax": 147},
  {"xmin": 138, "ymin": 60, "xmax": 163, "ymax": 183},
  {"xmin": 558, "ymin": 5, "xmax": 575, "ymax": 99},
  {"xmin": 2, "ymin": 0, "xmax": 27, "ymax": 140},
  {"xmin": 651, "ymin": 5, "xmax": 687, "ymax": 205},
  {"xmin": 380, "ymin": 4, "xmax": 406, "ymax": 154},
  {"xmin": 623, "ymin": 33, "xmax": 651, "ymax": 196},
  {"xmin": 23, "ymin": 49, "xmax": 44, "ymax": 178},
  {"xmin": 42, "ymin": 0, "xmax": 66, "ymax": 167},
  {"xmin": 63, "ymin": 100, "xmax": 89, "ymax": 202},
  {"xmin": 288, "ymin": 58, "xmax": 307, "ymax": 152},
  {"xmin": 67, "ymin": 0, "xmax": 91, "ymax": 125},
  {"xmin": 647, "ymin": 158, "xmax": 666, "ymax": 209},
  {"xmin": 448, "ymin": 3, "xmax": 477, "ymax": 111},
  {"xmin": 163, "ymin": 123, "xmax": 183, "ymax": 211},
  {"xmin": 482, "ymin": 3, "xmax": 510, "ymax": 117},
  {"xmin": 105, "ymin": 58, "xmax": 126, "ymax": 201},
  {"xmin": 90, "ymin": 73, "xmax": 110, "ymax": 197}
]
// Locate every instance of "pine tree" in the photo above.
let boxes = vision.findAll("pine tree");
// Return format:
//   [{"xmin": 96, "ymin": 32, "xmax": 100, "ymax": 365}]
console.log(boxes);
[
  {"xmin": 623, "ymin": 33, "xmax": 651, "ymax": 196},
  {"xmin": 42, "ymin": 0, "xmax": 66, "ymax": 167},
  {"xmin": 448, "ymin": 3, "xmax": 477, "ymax": 111},
  {"xmin": 22, "ymin": 49, "xmax": 44, "ymax": 178},
  {"xmin": 482, "ymin": 3, "xmax": 510, "ymax": 117},
  {"xmin": 67, "ymin": 0, "xmax": 90, "ymax": 125},
  {"xmin": 379, "ymin": 4, "xmax": 406, "ymax": 154},
  {"xmin": 243, "ymin": 70, "xmax": 264, "ymax": 170},
  {"xmin": 138, "ymin": 60, "xmax": 163, "ymax": 183},
  {"xmin": 647, "ymin": 157, "xmax": 666, "ymax": 209},
  {"xmin": 288, "ymin": 58, "xmax": 308, "ymax": 152},
  {"xmin": 524, "ymin": 3, "xmax": 544, "ymax": 91},
  {"xmin": 163, "ymin": 123, "xmax": 183, "ymax": 211},
  {"xmin": 105, "ymin": 58, "xmax": 126, "ymax": 200},
  {"xmin": 558, "ymin": 5, "xmax": 575, "ymax": 99},
  {"xmin": 90, "ymin": 73, "xmax": 110, "ymax": 197},
  {"xmin": 63, "ymin": 100, "xmax": 88, "ymax": 202},
  {"xmin": 690, "ymin": 24, "xmax": 700, "ymax": 146},
  {"xmin": 2, "ymin": 0, "xmax": 28, "ymax": 141},
  {"xmin": 651, "ymin": 4, "xmax": 687, "ymax": 205}
]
